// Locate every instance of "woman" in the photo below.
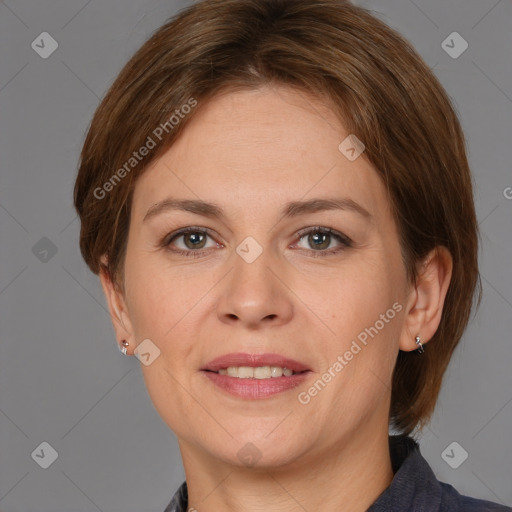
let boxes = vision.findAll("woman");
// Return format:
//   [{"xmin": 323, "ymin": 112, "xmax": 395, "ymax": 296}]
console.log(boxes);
[{"xmin": 73, "ymin": 0, "xmax": 511, "ymax": 510}]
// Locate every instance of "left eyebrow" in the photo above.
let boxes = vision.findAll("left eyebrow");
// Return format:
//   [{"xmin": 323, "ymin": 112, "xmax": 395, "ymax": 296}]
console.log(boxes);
[
  {"xmin": 280, "ymin": 197, "xmax": 372, "ymax": 220},
  {"xmin": 143, "ymin": 196, "xmax": 372, "ymax": 223}
]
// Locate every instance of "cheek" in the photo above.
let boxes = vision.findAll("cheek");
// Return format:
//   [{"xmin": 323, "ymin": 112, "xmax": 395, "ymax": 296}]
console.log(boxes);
[
  {"xmin": 310, "ymin": 252, "xmax": 404, "ymax": 383},
  {"xmin": 315, "ymin": 280, "xmax": 402, "ymax": 418},
  {"xmin": 323, "ymin": 282, "xmax": 402, "ymax": 363},
  {"xmin": 316, "ymin": 256, "xmax": 402, "ymax": 340},
  {"xmin": 123, "ymin": 254, "xmax": 222, "ymax": 349},
  {"xmin": 128, "ymin": 280, "xmax": 188, "ymax": 343}
]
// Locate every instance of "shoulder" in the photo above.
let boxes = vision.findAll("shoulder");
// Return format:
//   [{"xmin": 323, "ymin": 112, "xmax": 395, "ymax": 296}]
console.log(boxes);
[
  {"xmin": 439, "ymin": 480, "xmax": 512, "ymax": 511},
  {"xmin": 163, "ymin": 481, "xmax": 188, "ymax": 512},
  {"xmin": 370, "ymin": 435, "xmax": 512, "ymax": 512}
]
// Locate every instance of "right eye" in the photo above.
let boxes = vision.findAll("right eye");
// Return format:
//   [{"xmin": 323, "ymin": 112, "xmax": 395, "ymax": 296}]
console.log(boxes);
[{"xmin": 162, "ymin": 226, "xmax": 222, "ymax": 257}]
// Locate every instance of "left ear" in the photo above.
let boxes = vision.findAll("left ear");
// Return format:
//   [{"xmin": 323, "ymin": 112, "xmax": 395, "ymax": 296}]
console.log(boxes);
[{"xmin": 399, "ymin": 246, "xmax": 453, "ymax": 351}]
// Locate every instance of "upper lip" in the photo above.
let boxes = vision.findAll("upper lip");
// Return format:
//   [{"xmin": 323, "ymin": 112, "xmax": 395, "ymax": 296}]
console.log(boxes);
[{"xmin": 202, "ymin": 352, "xmax": 311, "ymax": 372}]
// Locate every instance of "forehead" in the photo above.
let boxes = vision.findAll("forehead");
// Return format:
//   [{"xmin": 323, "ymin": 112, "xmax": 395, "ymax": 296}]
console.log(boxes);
[{"xmin": 131, "ymin": 85, "xmax": 389, "ymax": 222}]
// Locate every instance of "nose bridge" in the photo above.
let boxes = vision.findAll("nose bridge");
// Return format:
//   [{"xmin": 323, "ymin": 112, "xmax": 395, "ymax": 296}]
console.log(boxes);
[{"xmin": 216, "ymin": 232, "xmax": 293, "ymax": 327}]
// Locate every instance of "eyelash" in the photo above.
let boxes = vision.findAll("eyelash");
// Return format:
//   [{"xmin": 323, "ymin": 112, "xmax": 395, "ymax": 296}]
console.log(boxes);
[{"xmin": 160, "ymin": 226, "xmax": 352, "ymax": 258}]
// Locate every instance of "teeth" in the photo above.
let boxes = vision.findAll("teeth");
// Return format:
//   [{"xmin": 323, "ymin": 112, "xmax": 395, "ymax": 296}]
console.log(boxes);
[
  {"xmin": 226, "ymin": 366, "xmax": 238, "ymax": 377},
  {"xmin": 253, "ymin": 366, "xmax": 271, "ymax": 379},
  {"xmin": 217, "ymin": 366, "xmax": 297, "ymax": 378}
]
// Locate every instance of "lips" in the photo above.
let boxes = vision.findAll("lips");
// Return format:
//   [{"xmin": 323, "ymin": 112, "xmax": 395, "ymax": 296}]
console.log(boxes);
[{"xmin": 201, "ymin": 352, "xmax": 311, "ymax": 373}]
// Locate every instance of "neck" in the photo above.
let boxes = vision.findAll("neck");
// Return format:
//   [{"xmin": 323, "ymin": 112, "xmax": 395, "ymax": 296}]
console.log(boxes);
[{"xmin": 179, "ymin": 423, "xmax": 394, "ymax": 512}]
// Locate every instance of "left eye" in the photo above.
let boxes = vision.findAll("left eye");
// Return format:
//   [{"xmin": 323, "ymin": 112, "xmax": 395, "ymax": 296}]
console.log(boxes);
[{"xmin": 294, "ymin": 227, "xmax": 352, "ymax": 254}]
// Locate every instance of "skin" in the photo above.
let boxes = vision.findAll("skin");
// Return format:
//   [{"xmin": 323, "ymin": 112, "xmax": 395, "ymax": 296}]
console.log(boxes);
[{"xmin": 100, "ymin": 84, "xmax": 452, "ymax": 512}]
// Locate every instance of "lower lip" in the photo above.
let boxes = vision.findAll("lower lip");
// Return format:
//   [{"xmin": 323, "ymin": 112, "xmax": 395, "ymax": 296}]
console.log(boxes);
[{"xmin": 201, "ymin": 370, "xmax": 311, "ymax": 399}]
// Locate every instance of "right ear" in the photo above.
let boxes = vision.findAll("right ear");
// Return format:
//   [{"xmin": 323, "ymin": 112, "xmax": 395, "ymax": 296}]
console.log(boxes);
[{"xmin": 98, "ymin": 255, "xmax": 136, "ymax": 355}]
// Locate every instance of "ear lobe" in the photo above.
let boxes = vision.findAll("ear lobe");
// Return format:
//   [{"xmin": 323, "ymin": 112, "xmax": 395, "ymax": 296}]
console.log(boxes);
[
  {"xmin": 398, "ymin": 246, "xmax": 453, "ymax": 351},
  {"xmin": 98, "ymin": 255, "xmax": 135, "ymax": 352}
]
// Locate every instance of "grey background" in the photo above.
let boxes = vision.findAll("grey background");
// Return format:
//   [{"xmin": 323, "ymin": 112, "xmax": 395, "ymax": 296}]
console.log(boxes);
[{"xmin": 0, "ymin": 0, "xmax": 511, "ymax": 510}]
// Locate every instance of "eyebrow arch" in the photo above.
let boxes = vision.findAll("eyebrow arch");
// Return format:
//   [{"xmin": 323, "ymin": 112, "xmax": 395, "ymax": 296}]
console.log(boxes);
[{"xmin": 143, "ymin": 197, "xmax": 372, "ymax": 223}]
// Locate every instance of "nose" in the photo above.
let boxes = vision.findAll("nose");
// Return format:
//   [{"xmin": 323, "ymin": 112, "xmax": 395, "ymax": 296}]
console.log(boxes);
[{"xmin": 216, "ymin": 242, "xmax": 294, "ymax": 329}]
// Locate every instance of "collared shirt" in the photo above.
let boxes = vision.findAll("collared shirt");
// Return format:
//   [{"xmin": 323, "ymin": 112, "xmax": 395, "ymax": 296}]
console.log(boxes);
[{"xmin": 164, "ymin": 435, "xmax": 511, "ymax": 511}]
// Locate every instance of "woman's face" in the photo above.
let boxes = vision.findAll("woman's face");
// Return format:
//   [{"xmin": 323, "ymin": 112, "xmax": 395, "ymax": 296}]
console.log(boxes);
[{"xmin": 109, "ymin": 85, "xmax": 414, "ymax": 467}]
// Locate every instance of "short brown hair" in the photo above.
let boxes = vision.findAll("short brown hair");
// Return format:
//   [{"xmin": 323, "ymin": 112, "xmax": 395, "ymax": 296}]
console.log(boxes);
[{"xmin": 74, "ymin": 0, "xmax": 481, "ymax": 435}]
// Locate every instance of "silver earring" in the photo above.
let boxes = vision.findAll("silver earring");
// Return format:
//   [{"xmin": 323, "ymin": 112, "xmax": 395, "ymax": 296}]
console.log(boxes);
[
  {"xmin": 415, "ymin": 335, "xmax": 424, "ymax": 353},
  {"xmin": 120, "ymin": 340, "xmax": 129, "ymax": 355}
]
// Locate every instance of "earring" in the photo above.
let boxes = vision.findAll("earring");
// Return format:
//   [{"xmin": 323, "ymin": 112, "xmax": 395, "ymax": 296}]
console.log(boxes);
[
  {"xmin": 415, "ymin": 335, "xmax": 424, "ymax": 353},
  {"xmin": 120, "ymin": 340, "xmax": 129, "ymax": 355}
]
